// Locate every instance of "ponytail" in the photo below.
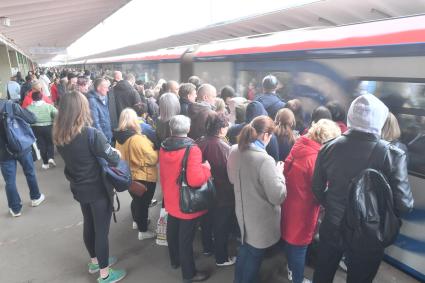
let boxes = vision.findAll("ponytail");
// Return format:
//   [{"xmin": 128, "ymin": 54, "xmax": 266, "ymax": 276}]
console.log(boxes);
[{"xmin": 238, "ymin": 124, "xmax": 259, "ymax": 151}]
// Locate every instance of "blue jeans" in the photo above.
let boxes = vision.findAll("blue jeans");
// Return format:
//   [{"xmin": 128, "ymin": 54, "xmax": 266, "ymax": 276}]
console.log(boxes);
[
  {"xmin": 285, "ymin": 242, "xmax": 308, "ymax": 283},
  {"xmin": 0, "ymin": 150, "xmax": 41, "ymax": 213},
  {"xmin": 234, "ymin": 243, "xmax": 266, "ymax": 283}
]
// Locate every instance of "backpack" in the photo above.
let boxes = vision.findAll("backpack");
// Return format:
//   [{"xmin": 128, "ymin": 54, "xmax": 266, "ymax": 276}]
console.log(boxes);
[
  {"xmin": 2, "ymin": 101, "xmax": 36, "ymax": 156},
  {"xmin": 343, "ymin": 141, "xmax": 401, "ymax": 251}
]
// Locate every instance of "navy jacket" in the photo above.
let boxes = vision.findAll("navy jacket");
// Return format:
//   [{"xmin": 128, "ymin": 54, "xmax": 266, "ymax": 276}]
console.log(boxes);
[
  {"xmin": 255, "ymin": 92, "xmax": 286, "ymax": 119},
  {"xmin": 88, "ymin": 90, "xmax": 112, "ymax": 142}
]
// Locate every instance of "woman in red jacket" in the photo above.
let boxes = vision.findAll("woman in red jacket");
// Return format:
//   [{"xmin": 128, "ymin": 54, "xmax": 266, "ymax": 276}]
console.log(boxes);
[
  {"xmin": 159, "ymin": 115, "xmax": 211, "ymax": 283},
  {"xmin": 281, "ymin": 119, "xmax": 341, "ymax": 283}
]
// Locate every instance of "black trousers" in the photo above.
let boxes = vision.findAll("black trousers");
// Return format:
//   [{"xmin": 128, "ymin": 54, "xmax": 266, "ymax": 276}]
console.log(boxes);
[
  {"xmin": 130, "ymin": 180, "xmax": 156, "ymax": 232},
  {"xmin": 80, "ymin": 197, "xmax": 112, "ymax": 269},
  {"xmin": 313, "ymin": 238, "xmax": 384, "ymax": 283},
  {"xmin": 202, "ymin": 206, "xmax": 235, "ymax": 263},
  {"xmin": 167, "ymin": 214, "xmax": 199, "ymax": 280},
  {"xmin": 32, "ymin": 125, "xmax": 54, "ymax": 165}
]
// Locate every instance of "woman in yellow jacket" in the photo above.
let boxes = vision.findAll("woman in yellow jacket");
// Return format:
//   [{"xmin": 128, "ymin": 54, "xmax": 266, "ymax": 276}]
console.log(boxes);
[{"xmin": 114, "ymin": 108, "xmax": 158, "ymax": 240}]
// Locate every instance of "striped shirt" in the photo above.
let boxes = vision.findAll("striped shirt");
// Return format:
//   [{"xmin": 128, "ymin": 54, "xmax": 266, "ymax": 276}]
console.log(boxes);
[{"xmin": 27, "ymin": 101, "xmax": 57, "ymax": 126}]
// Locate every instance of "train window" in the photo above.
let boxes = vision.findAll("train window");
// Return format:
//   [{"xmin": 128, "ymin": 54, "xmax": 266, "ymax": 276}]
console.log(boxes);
[
  {"xmin": 236, "ymin": 70, "xmax": 291, "ymax": 100},
  {"xmin": 358, "ymin": 80, "xmax": 425, "ymax": 177}
]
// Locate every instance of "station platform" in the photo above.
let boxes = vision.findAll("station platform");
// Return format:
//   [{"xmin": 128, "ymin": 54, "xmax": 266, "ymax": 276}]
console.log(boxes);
[{"xmin": 0, "ymin": 156, "xmax": 420, "ymax": 283}]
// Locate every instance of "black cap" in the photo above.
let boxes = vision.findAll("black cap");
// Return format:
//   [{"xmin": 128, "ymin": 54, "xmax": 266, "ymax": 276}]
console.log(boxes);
[{"xmin": 262, "ymin": 75, "xmax": 278, "ymax": 90}]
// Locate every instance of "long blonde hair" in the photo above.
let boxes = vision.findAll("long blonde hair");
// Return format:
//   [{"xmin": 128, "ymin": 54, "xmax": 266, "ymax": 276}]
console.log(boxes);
[
  {"xmin": 53, "ymin": 91, "xmax": 92, "ymax": 146},
  {"xmin": 381, "ymin": 112, "xmax": 401, "ymax": 142},
  {"xmin": 117, "ymin": 108, "xmax": 141, "ymax": 134}
]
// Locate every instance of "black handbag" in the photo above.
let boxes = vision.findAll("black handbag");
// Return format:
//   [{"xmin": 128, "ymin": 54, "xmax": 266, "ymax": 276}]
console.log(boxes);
[{"xmin": 178, "ymin": 145, "xmax": 215, "ymax": 213}]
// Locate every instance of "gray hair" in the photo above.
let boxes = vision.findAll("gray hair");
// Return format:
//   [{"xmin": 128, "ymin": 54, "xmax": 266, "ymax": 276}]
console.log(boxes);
[
  {"xmin": 159, "ymin": 92, "xmax": 180, "ymax": 121},
  {"xmin": 169, "ymin": 115, "xmax": 191, "ymax": 136}
]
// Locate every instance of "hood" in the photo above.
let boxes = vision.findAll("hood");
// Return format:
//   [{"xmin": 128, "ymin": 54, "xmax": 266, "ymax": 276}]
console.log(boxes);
[
  {"xmin": 245, "ymin": 101, "xmax": 268, "ymax": 123},
  {"xmin": 289, "ymin": 135, "xmax": 321, "ymax": 160},
  {"xmin": 113, "ymin": 129, "xmax": 137, "ymax": 145},
  {"xmin": 188, "ymin": 101, "xmax": 212, "ymax": 117},
  {"xmin": 114, "ymin": 80, "xmax": 134, "ymax": 92},
  {"xmin": 161, "ymin": 136, "xmax": 194, "ymax": 151},
  {"xmin": 347, "ymin": 93, "xmax": 388, "ymax": 136}
]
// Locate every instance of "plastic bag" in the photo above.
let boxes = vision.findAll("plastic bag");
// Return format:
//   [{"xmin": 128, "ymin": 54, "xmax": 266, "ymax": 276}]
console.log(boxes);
[{"xmin": 156, "ymin": 208, "xmax": 168, "ymax": 246}]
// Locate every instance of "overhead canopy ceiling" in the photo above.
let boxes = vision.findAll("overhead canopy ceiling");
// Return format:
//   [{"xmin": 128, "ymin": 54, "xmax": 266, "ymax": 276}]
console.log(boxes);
[
  {"xmin": 0, "ymin": 0, "xmax": 130, "ymax": 62},
  {"xmin": 75, "ymin": 0, "xmax": 425, "ymax": 61}
]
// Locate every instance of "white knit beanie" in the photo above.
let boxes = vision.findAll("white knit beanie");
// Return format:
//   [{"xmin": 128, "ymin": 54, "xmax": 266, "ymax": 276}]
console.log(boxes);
[{"xmin": 347, "ymin": 93, "xmax": 389, "ymax": 136}]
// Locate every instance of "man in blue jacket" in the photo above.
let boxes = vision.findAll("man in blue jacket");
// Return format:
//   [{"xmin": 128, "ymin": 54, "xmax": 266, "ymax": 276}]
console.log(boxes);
[
  {"xmin": 255, "ymin": 75, "xmax": 286, "ymax": 120},
  {"xmin": 0, "ymin": 99, "xmax": 45, "ymax": 217},
  {"xmin": 88, "ymin": 78, "xmax": 113, "ymax": 143}
]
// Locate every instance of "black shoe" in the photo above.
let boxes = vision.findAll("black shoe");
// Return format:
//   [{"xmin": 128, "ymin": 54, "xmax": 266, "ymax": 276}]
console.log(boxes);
[{"xmin": 191, "ymin": 271, "xmax": 209, "ymax": 282}]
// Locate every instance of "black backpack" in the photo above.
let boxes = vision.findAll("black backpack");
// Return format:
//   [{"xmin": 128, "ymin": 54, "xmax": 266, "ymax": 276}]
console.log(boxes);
[{"xmin": 343, "ymin": 140, "xmax": 401, "ymax": 251}]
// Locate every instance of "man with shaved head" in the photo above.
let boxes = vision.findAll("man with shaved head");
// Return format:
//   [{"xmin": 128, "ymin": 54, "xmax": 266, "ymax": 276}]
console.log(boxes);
[
  {"xmin": 112, "ymin": 71, "xmax": 123, "ymax": 88},
  {"xmin": 188, "ymin": 83, "xmax": 217, "ymax": 140},
  {"xmin": 166, "ymin": 80, "xmax": 179, "ymax": 96}
]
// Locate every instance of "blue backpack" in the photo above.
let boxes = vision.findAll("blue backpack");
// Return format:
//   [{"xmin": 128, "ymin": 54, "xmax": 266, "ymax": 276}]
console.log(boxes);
[{"xmin": 2, "ymin": 101, "xmax": 35, "ymax": 156}]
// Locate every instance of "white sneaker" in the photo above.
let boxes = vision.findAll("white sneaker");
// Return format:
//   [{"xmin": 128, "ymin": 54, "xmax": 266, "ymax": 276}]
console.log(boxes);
[
  {"xmin": 9, "ymin": 208, "xmax": 22, "ymax": 217},
  {"xmin": 31, "ymin": 193, "xmax": 45, "ymax": 207},
  {"xmin": 138, "ymin": 231, "xmax": 155, "ymax": 240},
  {"xmin": 132, "ymin": 221, "xmax": 138, "ymax": 230},
  {"xmin": 216, "ymin": 256, "xmax": 237, "ymax": 267},
  {"xmin": 302, "ymin": 278, "xmax": 312, "ymax": 283},
  {"xmin": 287, "ymin": 264, "xmax": 293, "ymax": 281},
  {"xmin": 41, "ymin": 164, "xmax": 49, "ymax": 170},
  {"xmin": 48, "ymin": 159, "xmax": 56, "ymax": 167},
  {"xmin": 339, "ymin": 258, "xmax": 348, "ymax": 272}
]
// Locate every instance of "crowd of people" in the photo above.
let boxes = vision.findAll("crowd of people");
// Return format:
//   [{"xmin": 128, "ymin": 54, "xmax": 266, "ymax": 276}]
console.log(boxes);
[{"xmin": 0, "ymin": 69, "xmax": 414, "ymax": 283}]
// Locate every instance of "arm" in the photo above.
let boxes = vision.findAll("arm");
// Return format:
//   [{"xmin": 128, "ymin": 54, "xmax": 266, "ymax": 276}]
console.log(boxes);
[
  {"xmin": 186, "ymin": 145, "xmax": 211, "ymax": 187},
  {"xmin": 92, "ymin": 129, "xmax": 120, "ymax": 167},
  {"xmin": 259, "ymin": 157, "xmax": 286, "ymax": 205},
  {"xmin": 311, "ymin": 150, "xmax": 327, "ymax": 205},
  {"xmin": 386, "ymin": 147, "xmax": 414, "ymax": 215}
]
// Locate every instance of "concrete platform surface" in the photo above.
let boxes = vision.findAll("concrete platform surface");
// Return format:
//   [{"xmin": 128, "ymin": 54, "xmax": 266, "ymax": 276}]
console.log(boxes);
[{"xmin": 0, "ymin": 156, "xmax": 420, "ymax": 283}]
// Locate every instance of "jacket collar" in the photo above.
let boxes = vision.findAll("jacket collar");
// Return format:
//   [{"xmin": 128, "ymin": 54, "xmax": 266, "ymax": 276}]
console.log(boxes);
[
  {"xmin": 161, "ymin": 136, "xmax": 194, "ymax": 151},
  {"xmin": 343, "ymin": 129, "xmax": 380, "ymax": 142}
]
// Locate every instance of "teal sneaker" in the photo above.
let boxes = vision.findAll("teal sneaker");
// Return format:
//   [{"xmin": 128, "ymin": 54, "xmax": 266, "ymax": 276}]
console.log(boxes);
[
  {"xmin": 97, "ymin": 269, "xmax": 126, "ymax": 283},
  {"xmin": 88, "ymin": 256, "xmax": 118, "ymax": 274}
]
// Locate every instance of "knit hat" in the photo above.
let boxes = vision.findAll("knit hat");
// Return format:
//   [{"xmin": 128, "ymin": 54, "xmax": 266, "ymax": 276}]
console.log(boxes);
[{"xmin": 347, "ymin": 93, "xmax": 388, "ymax": 136}]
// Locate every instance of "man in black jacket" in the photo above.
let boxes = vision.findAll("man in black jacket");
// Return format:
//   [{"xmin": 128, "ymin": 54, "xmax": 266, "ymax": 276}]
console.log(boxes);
[
  {"xmin": 0, "ymin": 100, "xmax": 45, "ymax": 217},
  {"xmin": 113, "ymin": 73, "xmax": 141, "ymax": 118},
  {"xmin": 312, "ymin": 94, "xmax": 414, "ymax": 283}
]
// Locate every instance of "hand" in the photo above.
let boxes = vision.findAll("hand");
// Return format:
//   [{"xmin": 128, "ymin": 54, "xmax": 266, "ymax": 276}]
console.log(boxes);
[
  {"xmin": 276, "ymin": 161, "xmax": 284, "ymax": 172},
  {"xmin": 203, "ymin": 160, "xmax": 211, "ymax": 170}
]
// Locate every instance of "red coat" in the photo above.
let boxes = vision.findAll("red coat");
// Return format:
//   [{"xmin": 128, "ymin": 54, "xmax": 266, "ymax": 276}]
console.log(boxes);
[
  {"xmin": 336, "ymin": 121, "xmax": 348, "ymax": 134},
  {"xmin": 281, "ymin": 135, "xmax": 321, "ymax": 245},
  {"xmin": 50, "ymin": 84, "xmax": 59, "ymax": 103},
  {"xmin": 159, "ymin": 140, "xmax": 211, "ymax": 220},
  {"xmin": 22, "ymin": 90, "xmax": 52, "ymax": 108}
]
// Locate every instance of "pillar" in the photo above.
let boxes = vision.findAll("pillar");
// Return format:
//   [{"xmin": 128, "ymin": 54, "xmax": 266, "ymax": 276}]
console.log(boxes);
[{"xmin": 0, "ymin": 43, "xmax": 12, "ymax": 99}]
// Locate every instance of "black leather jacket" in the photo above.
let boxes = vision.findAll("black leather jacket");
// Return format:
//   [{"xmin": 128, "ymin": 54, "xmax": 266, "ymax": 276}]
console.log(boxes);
[{"xmin": 312, "ymin": 130, "xmax": 414, "ymax": 232}]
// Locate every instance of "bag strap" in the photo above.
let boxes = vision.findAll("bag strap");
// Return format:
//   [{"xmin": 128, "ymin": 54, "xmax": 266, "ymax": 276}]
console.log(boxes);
[
  {"xmin": 178, "ymin": 145, "xmax": 192, "ymax": 186},
  {"xmin": 368, "ymin": 140, "xmax": 389, "ymax": 171},
  {"xmin": 4, "ymin": 101, "xmax": 14, "ymax": 119}
]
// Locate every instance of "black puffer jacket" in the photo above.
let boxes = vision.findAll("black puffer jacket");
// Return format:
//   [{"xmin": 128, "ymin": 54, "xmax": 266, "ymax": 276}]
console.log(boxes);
[{"xmin": 312, "ymin": 130, "xmax": 414, "ymax": 245}]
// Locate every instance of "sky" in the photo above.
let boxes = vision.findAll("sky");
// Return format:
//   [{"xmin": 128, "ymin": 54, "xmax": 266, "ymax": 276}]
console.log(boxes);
[{"xmin": 64, "ymin": 0, "xmax": 319, "ymax": 60}]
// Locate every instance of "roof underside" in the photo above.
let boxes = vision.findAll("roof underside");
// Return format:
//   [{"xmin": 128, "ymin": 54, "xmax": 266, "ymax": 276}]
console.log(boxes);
[
  {"xmin": 75, "ymin": 0, "xmax": 425, "ymax": 61},
  {"xmin": 0, "ymin": 0, "xmax": 130, "ymax": 62}
]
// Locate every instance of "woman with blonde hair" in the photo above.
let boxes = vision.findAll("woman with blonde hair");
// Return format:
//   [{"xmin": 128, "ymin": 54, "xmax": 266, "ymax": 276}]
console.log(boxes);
[
  {"xmin": 114, "ymin": 108, "xmax": 158, "ymax": 240},
  {"xmin": 281, "ymin": 119, "xmax": 341, "ymax": 283},
  {"xmin": 275, "ymin": 108, "xmax": 297, "ymax": 161},
  {"xmin": 382, "ymin": 112, "xmax": 408, "ymax": 162},
  {"xmin": 227, "ymin": 115, "xmax": 287, "ymax": 283},
  {"xmin": 53, "ymin": 91, "xmax": 126, "ymax": 283}
]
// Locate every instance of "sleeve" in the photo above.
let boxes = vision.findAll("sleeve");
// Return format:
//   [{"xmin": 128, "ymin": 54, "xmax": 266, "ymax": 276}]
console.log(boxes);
[
  {"xmin": 49, "ymin": 105, "xmax": 58, "ymax": 119},
  {"xmin": 259, "ymin": 157, "xmax": 286, "ymax": 205},
  {"xmin": 22, "ymin": 93, "xmax": 31, "ymax": 108},
  {"xmin": 13, "ymin": 103, "xmax": 36, "ymax": 124},
  {"xmin": 311, "ymin": 149, "xmax": 328, "ymax": 205},
  {"xmin": 186, "ymin": 145, "xmax": 211, "ymax": 187},
  {"xmin": 226, "ymin": 146, "xmax": 238, "ymax": 185},
  {"xmin": 266, "ymin": 134, "xmax": 280, "ymax": 161},
  {"xmin": 132, "ymin": 88, "xmax": 141, "ymax": 106},
  {"xmin": 89, "ymin": 100, "xmax": 101, "ymax": 132},
  {"xmin": 385, "ymin": 148, "xmax": 414, "ymax": 215},
  {"xmin": 92, "ymin": 129, "xmax": 120, "ymax": 167}
]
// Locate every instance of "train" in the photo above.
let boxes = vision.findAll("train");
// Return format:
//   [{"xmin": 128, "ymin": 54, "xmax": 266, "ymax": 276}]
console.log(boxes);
[{"xmin": 68, "ymin": 14, "xmax": 425, "ymax": 281}]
